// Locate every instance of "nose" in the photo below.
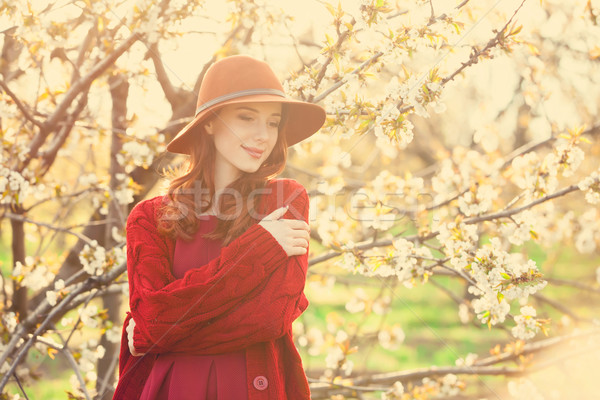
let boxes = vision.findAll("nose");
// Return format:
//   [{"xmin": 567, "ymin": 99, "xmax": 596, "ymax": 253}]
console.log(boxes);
[{"xmin": 254, "ymin": 119, "xmax": 270, "ymax": 142}]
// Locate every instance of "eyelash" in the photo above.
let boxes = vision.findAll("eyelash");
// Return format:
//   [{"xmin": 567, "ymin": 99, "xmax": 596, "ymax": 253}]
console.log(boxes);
[{"xmin": 239, "ymin": 115, "xmax": 280, "ymax": 127}]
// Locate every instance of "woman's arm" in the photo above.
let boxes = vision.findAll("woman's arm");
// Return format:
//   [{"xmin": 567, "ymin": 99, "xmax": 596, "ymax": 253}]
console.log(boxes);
[{"xmin": 128, "ymin": 180, "xmax": 311, "ymax": 354}]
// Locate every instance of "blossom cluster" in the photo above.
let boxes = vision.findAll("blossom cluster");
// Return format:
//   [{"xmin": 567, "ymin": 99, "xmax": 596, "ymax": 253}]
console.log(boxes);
[
  {"xmin": 335, "ymin": 238, "xmax": 433, "ymax": 290},
  {"xmin": 466, "ymin": 239, "xmax": 546, "ymax": 327},
  {"xmin": 11, "ymin": 257, "xmax": 54, "ymax": 292},
  {"xmin": 578, "ymin": 168, "xmax": 600, "ymax": 205},
  {"xmin": 78, "ymin": 240, "xmax": 126, "ymax": 276},
  {"xmin": 0, "ymin": 166, "xmax": 45, "ymax": 206},
  {"xmin": 457, "ymin": 184, "xmax": 498, "ymax": 217},
  {"xmin": 511, "ymin": 305, "xmax": 540, "ymax": 340}
]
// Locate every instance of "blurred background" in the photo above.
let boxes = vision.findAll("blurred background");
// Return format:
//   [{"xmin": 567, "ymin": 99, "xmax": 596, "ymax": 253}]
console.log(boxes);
[{"xmin": 1, "ymin": 0, "xmax": 600, "ymax": 399}]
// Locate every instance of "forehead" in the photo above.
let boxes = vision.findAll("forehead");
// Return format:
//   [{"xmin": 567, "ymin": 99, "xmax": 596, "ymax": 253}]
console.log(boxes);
[{"xmin": 223, "ymin": 102, "xmax": 282, "ymax": 114}]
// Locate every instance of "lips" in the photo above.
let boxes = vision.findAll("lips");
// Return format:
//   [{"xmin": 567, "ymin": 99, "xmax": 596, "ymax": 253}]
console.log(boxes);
[{"xmin": 242, "ymin": 145, "xmax": 264, "ymax": 159}]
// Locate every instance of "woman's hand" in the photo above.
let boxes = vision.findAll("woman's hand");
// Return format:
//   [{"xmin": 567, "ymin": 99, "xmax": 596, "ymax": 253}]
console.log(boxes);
[
  {"xmin": 259, "ymin": 206, "xmax": 310, "ymax": 256},
  {"xmin": 126, "ymin": 318, "xmax": 145, "ymax": 357}
]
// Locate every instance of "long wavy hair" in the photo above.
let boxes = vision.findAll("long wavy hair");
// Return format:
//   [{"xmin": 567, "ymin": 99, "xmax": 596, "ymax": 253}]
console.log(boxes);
[{"xmin": 157, "ymin": 106, "xmax": 288, "ymax": 245}]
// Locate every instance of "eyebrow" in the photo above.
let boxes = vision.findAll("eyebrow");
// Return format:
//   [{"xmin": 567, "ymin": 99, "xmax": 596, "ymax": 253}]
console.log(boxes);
[{"xmin": 235, "ymin": 106, "xmax": 281, "ymax": 117}]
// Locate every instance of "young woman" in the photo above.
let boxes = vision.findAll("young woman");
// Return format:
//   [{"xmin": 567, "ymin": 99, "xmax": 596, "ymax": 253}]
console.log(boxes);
[{"xmin": 112, "ymin": 55, "xmax": 326, "ymax": 399}]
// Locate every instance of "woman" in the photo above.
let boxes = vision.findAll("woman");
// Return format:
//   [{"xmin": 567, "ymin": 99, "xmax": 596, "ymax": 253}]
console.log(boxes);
[{"xmin": 112, "ymin": 55, "xmax": 326, "ymax": 399}]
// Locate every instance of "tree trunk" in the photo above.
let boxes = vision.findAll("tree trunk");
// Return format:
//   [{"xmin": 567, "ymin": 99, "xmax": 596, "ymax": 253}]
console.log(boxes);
[
  {"xmin": 10, "ymin": 205, "xmax": 27, "ymax": 321},
  {"xmin": 95, "ymin": 74, "xmax": 129, "ymax": 399}
]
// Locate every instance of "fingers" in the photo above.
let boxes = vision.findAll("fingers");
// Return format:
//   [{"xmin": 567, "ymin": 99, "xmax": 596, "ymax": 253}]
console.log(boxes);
[
  {"xmin": 262, "ymin": 206, "xmax": 289, "ymax": 221},
  {"xmin": 282, "ymin": 218, "xmax": 310, "ymax": 231},
  {"xmin": 258, "ymin": 209, "xmax": 311, "ymax": 257}
]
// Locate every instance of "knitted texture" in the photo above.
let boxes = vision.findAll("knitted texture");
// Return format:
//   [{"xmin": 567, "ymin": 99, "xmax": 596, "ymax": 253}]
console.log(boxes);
[{"xmin": 113, "ymin": 178, "xmax": 311, "ymax": 400}]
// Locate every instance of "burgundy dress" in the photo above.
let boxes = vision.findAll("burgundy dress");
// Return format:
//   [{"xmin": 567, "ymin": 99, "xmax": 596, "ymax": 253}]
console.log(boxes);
[{"xmin": 139, "ymin": 215, "xmax": 249, "ymax": 400}]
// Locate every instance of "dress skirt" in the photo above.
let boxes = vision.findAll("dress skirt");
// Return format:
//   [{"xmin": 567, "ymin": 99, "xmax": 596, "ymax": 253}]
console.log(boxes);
[
  {"xmin": 139, "ymin": 351, "xmax": 248, "ymax": 400},
  {"xmin": 139, "ymin": 215, "xmax": 249, "ymax": 399}
]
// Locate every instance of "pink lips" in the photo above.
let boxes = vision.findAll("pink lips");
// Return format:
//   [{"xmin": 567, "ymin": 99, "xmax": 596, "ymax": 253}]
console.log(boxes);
[{"xmin": 242, "ymin": 145, "xmax": 264, "ymax": 159}]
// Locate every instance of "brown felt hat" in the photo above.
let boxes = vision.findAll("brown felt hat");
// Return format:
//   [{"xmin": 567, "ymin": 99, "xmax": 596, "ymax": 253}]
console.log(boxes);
[{"xmin": 166, "ymin": 55, "xmax": 327, "ymax": 154}]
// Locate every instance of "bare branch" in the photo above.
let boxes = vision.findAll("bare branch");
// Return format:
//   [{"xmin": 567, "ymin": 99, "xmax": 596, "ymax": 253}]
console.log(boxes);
[
  {"xmin": 312, "ymin": 51, "xmax": 384, "ymax": 104},
  {"xmin": 26, "ymin": 32, "xmax": 140, "ymax": 165},
  {"xmin": 3, "ymin": 211, "xmax": 118, "ymax": 245},
  {"xmin": 0, "ymin": 262, "xmax": 126, "ymax": 391},
  {"xmin": 544, "ymin": 277, "xmax": 600, "ymax": 294},
  {"xmin": 34, "ymin": 335, "xmax": 92, "ymax": 400},
  {"xmin": 440, "ymin": 0, "xmax": 527, "ymax": 86},
  {"xmin": 308, "ymin": 15, "xmax": 357, "ymax": 102},
  {"xmin": 309, "ymin": 328, "xmax": 600, "ymax": 397},
  {"xmin": 147, "ymin": 42, "xmax": 182, "ymax": 109},
  {"xmin": 0, "ymin": 79, "xmax": 44, "ymax": 129},
  {"xmin": 464, "ymin": 184, "xmax": 580, "ymax": 225}
]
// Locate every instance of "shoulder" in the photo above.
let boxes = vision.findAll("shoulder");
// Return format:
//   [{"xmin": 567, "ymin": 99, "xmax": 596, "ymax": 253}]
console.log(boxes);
[
  {"xmin": 265, "ymin": 178, "xmax": 307, "ymax": 195},
  {"xmin": 262, "ymin": 179, "xmax": 309, "ymax": 217},
  {"xmin": 127, "ymin": 195, "xmax": 168, "ymax": 226}
]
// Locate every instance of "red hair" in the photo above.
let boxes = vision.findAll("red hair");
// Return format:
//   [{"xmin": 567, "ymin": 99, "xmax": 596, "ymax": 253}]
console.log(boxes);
[{"xmin": 157, "ymin": 107, "xmax": 288, "ymax": 245}]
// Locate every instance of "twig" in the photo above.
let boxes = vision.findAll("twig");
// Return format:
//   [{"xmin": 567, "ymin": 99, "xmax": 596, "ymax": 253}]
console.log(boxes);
[
  {"xmin": 474, "ymin": 328, "xmax": 600, "ymax": 366},
  {"xmin": 463, "ymin": 184, "xmax": 580, "ymax": 224},
  {"xmin": 35, "ymin": 335, "xmax": 91, "ymax": 400},
  {"xmin": 440, "ymin": 0, "xmax": 528, "ymax": 86},
  {"xmin": 0, "ymin": 262, "xmax": 126, "ymax": 391},
  {"xmin": 3, "ymin": 211, "xmax": 117, "ymax": 246},
  {"xmin": 312, "ymin": 51, "xmax": 383, "ymax": 104},
  {"xmin": 0, "ymin": 79, "xmax": 44, "ymax": 129},
  {"xmin": 26, "ymin": 32, "xmax": 140, "ymax": 165},
  {"xmin": 544, "ymin": 277, "xmax": 600, "ymax": 294},
  {"xmin": 532, "ymin": 292, "xmax": 587, "ymax": 322}
]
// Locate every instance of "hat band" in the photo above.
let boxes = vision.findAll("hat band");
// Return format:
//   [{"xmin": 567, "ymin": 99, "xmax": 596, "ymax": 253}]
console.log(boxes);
[{"xmin": 195, "ymin": 88, "xmax": 286, "ymax": 116}]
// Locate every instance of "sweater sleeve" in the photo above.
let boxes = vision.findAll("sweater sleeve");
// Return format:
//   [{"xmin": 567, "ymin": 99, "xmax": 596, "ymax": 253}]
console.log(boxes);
[{"xmin": 129, "ymin": 180, "xmax": 310, "ymax": 354}]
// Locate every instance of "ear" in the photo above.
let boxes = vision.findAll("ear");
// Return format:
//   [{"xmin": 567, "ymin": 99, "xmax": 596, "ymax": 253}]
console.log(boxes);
[{"xmin": 204, "ymin": 121, "xmax": 214, "ymax": 135}]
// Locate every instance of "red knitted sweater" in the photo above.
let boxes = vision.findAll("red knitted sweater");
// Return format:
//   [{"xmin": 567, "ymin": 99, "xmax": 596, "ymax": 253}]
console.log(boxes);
[{"xmin": 112, "ymin": 179, "xmax": 311, "ymax": 399}]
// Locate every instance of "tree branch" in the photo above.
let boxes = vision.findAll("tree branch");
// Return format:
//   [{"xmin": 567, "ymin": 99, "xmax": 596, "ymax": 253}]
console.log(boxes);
[
  {"xmin": 463, "ymin": 184, "xmax": 580, "ymax": 225},
  {"xmin": 0, "ymin": 79, "xmax": 44, "ymax": 129},
  {"xmin": 0, "ymin": 262, "xmax": 127, "ymax": 391},
  {"xmin": 440, "ymin": 0, "xmax": 527, "ymax": 86},
  {"xmin": 26, "ymin": 32, "xmax": 140, "ymax": 166}
]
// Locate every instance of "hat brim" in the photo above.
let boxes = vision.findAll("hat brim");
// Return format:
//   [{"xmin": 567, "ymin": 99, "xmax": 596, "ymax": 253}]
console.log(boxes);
[{"xmin": 166, "ymin": 94, "xmax": 326, "ymax": 155}]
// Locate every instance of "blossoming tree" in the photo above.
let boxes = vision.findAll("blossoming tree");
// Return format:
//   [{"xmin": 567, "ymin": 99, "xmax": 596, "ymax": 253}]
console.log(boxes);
[{"xmin": 1, "ymin": 0, "xmax": 599, "ymax": 399}]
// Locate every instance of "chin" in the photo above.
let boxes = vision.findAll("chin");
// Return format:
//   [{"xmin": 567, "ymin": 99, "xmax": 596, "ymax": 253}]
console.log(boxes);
[{"xmin": 239, "ymin": 164, "xmax": 261, "ymax": 174}]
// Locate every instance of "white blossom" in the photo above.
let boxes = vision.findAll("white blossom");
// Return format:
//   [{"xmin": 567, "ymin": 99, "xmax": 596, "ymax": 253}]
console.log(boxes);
[
  {"xmin": 455, "ymin": 352, "xmax": 478, "ymax": 367},
  {"xmin": 378, "ymin": 325, "xmax": 405, "ymax": 350},
  {"xmin": 440, "ymin": 373, "xmax": 461, "ymax": 396},
  {"xmin": 458, "ymin": 303, "xmax": 471, "ymax": 324},
  {"xmin": 458, "ymin": 184, "xmax": 497, "ymax": 216},
  {"xmin": 78, "ymin": 305, "xmax": 99, "ymax": 329},
  {"xmin": 46, "ymin": 290, "xmax": 58, "ymax": 306},
  {"xmin": 106, "ymin": 325, "xmax": 122, "ymax": 344},
  {"xmin": 578, "ymin": 169, "xmax": 600, "ymax": 204},
  {"xmin": 79, "ymin": 240, "xmax": 107, "ymax": 276},
  {"xmin": 114, "ymin": 185, "xmax": 134, "ymax": 205},
  {"xmin": 12, "ymin": 259, "xmax": 55, "ymax": 292},
  {"xmin": 121, "ymin": 141, "xmax": 154, "ymax": 169},
  {"xmin": 345, "ymin": 288, "xmax": 369, "ymax": 313},
  {"xmin": 382, "ymin": 381, "xmax": 404, "ymax": 400},
  {"xmin": 511, "ymin": 305, "xmax": 539, "ymax": 340},
  {"xmin": 2, "ymin": 311, "xmax": 18, "ymax": 333}
]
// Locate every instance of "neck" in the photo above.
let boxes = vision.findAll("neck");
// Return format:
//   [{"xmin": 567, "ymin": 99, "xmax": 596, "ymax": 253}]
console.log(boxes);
[{"xmin": 213, "ymin": 165, "xmax": 240, "ymax": 192}]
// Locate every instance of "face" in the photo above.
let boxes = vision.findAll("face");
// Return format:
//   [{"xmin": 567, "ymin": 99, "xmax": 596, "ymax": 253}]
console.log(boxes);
[{"xmin": 205, "ymin": 102, "xmax": 282, "ymax": 187}]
